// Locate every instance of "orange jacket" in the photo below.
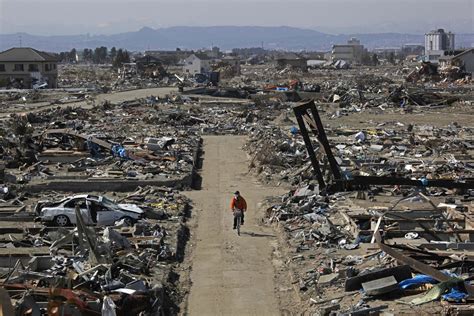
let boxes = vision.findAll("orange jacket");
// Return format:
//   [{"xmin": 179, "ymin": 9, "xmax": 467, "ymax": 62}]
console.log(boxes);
[{"xmin": 230, "ymin": 196, "xmax": 247, "ymax": 212}]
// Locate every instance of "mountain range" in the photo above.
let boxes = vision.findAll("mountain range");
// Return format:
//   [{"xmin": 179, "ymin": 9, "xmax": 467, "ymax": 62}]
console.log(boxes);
[{"xmin": 1, "ymin": 26, "xmax": 473, "ymax": 52}]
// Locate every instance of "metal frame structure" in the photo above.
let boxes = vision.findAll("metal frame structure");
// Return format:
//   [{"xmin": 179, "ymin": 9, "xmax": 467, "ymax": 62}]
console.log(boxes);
[{"xmin": 293, "ymin": 99, "xmax": 474, "ymax": 191}]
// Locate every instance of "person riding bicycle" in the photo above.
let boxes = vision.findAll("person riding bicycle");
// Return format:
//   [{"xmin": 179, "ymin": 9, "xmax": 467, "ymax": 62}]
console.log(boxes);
[{"xmin": 230, "ymin": 191, "xmax": 247, "ymax": 229}]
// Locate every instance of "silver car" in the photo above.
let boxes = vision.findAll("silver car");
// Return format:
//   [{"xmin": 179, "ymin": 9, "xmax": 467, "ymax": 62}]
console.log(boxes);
[{"xmin": 35, "ymin": 194, "xmax": 144, "ymax": 227}]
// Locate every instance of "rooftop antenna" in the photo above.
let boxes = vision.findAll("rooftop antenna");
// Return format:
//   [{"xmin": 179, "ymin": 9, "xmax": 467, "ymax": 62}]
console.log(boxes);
[{"xmin": 19, "ymin": 35, "xmax": 22, "ymax": 47}]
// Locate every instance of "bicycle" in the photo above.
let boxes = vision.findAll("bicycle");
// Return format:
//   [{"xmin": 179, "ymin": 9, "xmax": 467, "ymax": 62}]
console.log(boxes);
[{"xmin": 233, "ymin": 209, "xmax": 243, "ymax": 236}]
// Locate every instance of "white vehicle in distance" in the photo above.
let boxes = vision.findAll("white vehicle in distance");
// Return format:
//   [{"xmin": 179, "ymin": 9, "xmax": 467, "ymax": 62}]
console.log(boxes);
[{"xmin": 35, "ymin": 194, "xmax": 144, "ymax": 227}]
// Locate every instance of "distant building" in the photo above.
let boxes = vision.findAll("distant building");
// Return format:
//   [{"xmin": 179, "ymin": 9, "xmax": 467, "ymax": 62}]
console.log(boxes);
[
  {"xmin": 331, "ymin": 38, "xmax": 367, "ymax": 64},
  {"xmin": 135, "ymin": 55, "xmax": 164, "ymax": 76},
  {"xmin": 119, "ymin": 62, "xmax": 137, "ymax": 79},
  {"xmin": 0, "ymin": 47, "xmax": 59, "ymax": 88},
  {"xmin": 424, "ymin": 29, "xmax": 455, "ymax": 63},
  {"xmin": 373, "ymin": 47, "xmax": 400, "ymax": 55},
  {"xmin": 439, "ymin": 48, "xmax": 474, "ymax": 75},
  {"xmin": 402, "ymin": 44, "xmax": 425, "ymax": 56},
  {"xmin": 183, "ymin": 53, "xmax": 212, "ymax": 75}
]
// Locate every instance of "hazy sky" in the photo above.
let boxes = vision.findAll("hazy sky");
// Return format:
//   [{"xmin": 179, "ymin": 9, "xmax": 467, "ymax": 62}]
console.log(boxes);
[{"xmin": 0, "ymin": 0, "xmax": 473, "ymax": 35}]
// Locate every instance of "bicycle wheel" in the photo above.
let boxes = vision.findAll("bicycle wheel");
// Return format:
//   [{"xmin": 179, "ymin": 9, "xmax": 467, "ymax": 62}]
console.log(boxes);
[{"xmin": 236, "ymin": 215, "xmax": 241, "ymax": 236}]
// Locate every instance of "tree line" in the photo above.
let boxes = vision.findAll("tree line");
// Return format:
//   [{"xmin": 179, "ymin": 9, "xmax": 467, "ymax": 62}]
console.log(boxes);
[{"xmin": 58, "ymin": 47, "xmax": 131, "ymax": 68}]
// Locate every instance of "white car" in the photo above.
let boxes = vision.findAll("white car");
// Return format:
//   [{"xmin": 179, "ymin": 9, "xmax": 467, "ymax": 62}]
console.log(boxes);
[{"xmin": 35, "ymin": 194, "xmax": 144, "ymax": 227}]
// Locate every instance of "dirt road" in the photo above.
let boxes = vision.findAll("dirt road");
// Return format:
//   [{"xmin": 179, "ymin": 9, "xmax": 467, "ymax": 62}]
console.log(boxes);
[{"xmin": 184, "ymin": 136, "xmax": 287, "ymax": 316}]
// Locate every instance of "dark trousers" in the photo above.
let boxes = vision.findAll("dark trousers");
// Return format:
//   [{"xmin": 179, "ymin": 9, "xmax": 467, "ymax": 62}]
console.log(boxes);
[{"xmin": 233, "ymin": 212, "xmax": 244, "ymax": 228}]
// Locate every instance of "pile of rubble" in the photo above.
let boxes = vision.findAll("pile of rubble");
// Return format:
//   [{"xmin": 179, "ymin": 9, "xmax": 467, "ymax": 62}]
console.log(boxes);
[
  {"xmin": 1, "ymin": 101, "xmax": 202, "ymax": 191},
  {"xmin": 58, "ymin": 64, "xmax": 179, "ymax": 92},
  {"xmin": 58, "ymin": 64, "xmax": 115, "ymax": 91},
  {"xmin": 406, "ymin": 62, "xmax": 472, "ymax": 85},
  {"xmin": 1, "ymin": 56, "xmax": 473, "ymax": 315},
  {"xmin": 253, "ymin": 100, "xmax": 474, "ymax": 315},
  {"xmin": 245, "ymin": 126, "xmax": 312, "ymax": 185},
  {"xmin": 0, "ymin": 186, "xmax": 190, "ymax": 314},
  {"xmin": 245, "ymin": 110, "xmax": 473, "ymax": 186},
  {"xmin": 265, "ymin": 182, "xmax": 474, "ymax": 314}
]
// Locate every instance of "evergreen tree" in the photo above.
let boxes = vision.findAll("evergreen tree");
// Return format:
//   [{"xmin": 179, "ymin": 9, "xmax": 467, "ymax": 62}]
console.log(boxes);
[
  {"xmin": 123, "ymin": 50, "xmax": 130, "ymax": 63},
  {"xmin": 69, "ymin": 48, "xmax": 77, "ymax": 62},
  {"xmin": 113, "ymin": 49, "xmax": 124, "ymax": 68},
  {"xmin": 388, "ymin": 52, "xmax": 396, "ymax": 65},
  {"xmin": 58, "ymin": 52, "xmax": 68, "ymax": 62},
  {"xmin": 93, "ymin": 47, "xmax": 100, "ymax": 63},
  {"xmin": 83, "ymin": 49, "xmax": 92, "ymax": 62},
  {"xmin": 110, "ymin": 47, "xmax": 117, "ymax": 61},
  {"xmin": 99, "ymin": 46, "xmax": 108, "ymax": 63}
]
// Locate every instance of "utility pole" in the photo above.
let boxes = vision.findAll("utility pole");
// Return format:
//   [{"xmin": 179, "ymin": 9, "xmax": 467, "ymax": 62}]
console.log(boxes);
[{"xmin": 19, "ymin": 35, "xmax": 22, "ymax": 47}]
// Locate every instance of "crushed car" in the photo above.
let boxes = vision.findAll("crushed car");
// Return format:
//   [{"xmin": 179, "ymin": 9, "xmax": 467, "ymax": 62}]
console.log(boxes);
[{"xmin": 35, "ymin": 194, "xmax": 144, "ymax": 226}]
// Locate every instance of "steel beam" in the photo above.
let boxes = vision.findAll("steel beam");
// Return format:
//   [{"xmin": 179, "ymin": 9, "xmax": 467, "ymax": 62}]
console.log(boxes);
[
  {"xmin": 293, "ymin": 106, "xmax": 325, "ymax": 188},
  {"xmin": 294, "ymin": 99, "xmax": 474, "ymax": 192}
]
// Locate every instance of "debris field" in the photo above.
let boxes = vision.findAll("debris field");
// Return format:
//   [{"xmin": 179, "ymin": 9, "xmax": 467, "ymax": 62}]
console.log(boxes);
[{"xmin": 0, "ymin": 60, "xmax": 473, "ymax": 316}]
